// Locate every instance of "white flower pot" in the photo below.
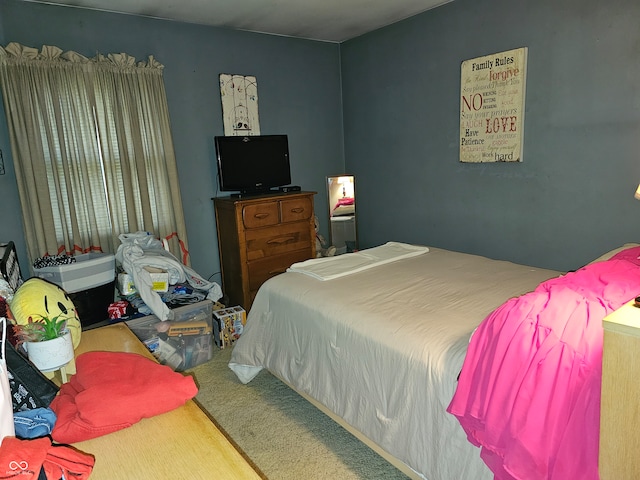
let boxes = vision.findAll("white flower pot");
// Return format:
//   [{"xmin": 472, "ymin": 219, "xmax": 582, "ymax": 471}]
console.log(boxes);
[{"xmin": 24, "ymin": 331, "xmax": 75, "ymax": 372}]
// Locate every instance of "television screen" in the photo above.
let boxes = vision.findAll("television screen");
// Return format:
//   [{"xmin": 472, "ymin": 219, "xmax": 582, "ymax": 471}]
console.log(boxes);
[{"xmin": 215, "ymin": 135, "xmax": 291, "ymax": 195}]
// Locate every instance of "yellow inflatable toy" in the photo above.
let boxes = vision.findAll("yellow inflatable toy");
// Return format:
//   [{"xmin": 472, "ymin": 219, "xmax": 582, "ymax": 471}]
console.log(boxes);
[{"xmin": 10, "ymin": 277, "xmax": 82, "ymax": 349}]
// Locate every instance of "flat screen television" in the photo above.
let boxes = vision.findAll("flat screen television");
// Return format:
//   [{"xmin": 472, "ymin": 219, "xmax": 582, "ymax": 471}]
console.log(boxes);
[{"xmin": 215, "ymin": 134, "xmax": 292, "ymax": 196}]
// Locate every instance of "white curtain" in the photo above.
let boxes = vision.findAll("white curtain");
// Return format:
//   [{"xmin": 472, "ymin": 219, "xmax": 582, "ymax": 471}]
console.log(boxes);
[{"xmin": 0, "ymin": 42, "xmax": 190, "ymax": 265}]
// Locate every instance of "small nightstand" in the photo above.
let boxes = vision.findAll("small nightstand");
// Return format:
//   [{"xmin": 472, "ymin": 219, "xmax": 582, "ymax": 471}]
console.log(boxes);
[{"xmin": 599, "ymin": 300, "xmax": 640, "ymax": 479}]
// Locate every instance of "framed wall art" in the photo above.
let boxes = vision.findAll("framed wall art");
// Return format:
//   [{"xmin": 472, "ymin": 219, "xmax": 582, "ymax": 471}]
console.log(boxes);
[
  {"xmin": 459, "ymin": 47, "xmax": 528, "ymax": 163},
  {"xmin": 219, "ymin": 74, "xmax": 260, "ymax": 136}
]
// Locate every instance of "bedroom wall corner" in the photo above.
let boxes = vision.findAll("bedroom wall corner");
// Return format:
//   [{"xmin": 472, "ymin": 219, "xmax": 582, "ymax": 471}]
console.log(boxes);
[{"xmin": 340, "ymin": 0, "xmax": 640, "ymax": 271}]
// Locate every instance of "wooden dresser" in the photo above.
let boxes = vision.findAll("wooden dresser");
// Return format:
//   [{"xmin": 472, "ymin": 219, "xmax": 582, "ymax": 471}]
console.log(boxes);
[{"xmin": 214, "ymin": 191, "xmax": 316, "ymax": 311}]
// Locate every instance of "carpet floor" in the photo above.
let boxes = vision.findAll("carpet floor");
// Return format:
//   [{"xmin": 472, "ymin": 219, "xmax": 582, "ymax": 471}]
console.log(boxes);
[{"xmin": 186, "ymin": 347, "xmax": 410, "ymax": 480}]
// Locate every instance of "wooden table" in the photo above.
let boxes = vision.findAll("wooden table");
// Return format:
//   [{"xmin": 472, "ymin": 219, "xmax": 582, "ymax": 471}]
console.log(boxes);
[
  {"xmin": 67, "ymin": 323, "xmax": 264, "ymax": 480},
  {"xmin": 600, "ymin": 301, "xmax": 640, "ymax": 480}
]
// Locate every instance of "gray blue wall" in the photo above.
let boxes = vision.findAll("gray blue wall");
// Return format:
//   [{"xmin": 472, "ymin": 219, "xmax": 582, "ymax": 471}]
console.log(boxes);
[
  {"xmin": 0, "ymin": 0, "xmax": 344, "ymax": 282},
  {"xmin": 1, "ymin": 0, "xmax": 639, "ymax": 282},
  {"xmin": 342, "ymin": 0, "xmax": 640, "ymax": 271}
]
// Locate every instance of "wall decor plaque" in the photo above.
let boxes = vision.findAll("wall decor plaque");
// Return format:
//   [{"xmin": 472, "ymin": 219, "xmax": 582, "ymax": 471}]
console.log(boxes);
[
  {"xmin": 459, "ymin": 47, "xmax": 528, "ymax": 163},
  {"xmin": 220, "ymin": 74, "xmax": 260, "ymax": 136}
]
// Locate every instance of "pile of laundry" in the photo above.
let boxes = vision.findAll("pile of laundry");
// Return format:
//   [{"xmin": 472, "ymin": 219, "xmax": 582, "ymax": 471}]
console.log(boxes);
[{"xmin": 115, "ymin": 232, "xmax": 222, "ymax": 322}]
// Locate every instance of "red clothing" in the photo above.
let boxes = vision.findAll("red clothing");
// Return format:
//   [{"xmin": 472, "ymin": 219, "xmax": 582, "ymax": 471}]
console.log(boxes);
[
  {"xmin": 51, "ymin": 351, "xmax": 197, "ymax": 443},
  {"xmin": 0, "ymin": 436, "xmax": 94, "ymax": 479}
]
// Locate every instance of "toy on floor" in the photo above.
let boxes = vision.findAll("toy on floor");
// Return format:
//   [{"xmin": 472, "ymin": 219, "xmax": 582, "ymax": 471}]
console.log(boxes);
[{"xmin": 315, "ymin": 216, "xmax": 336, "ymax": 258}]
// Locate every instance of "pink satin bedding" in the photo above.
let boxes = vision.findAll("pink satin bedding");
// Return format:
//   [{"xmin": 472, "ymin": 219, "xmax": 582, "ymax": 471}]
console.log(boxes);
[
  {"xmin": 448, "ymin": 247, "xmax": 640, "ymax": 480},
  {"xmin": 333, "ymin": 197, "xmax": 354, "ymax": 211}
]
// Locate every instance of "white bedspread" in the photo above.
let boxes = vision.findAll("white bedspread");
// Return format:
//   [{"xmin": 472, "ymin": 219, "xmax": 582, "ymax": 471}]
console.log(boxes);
[
  {"xmin": 287, "ymin": 241, "xmax": 428, "ymax": 280},
  {"xmin": 229, "ymin": 246, "xmax": 560, "ymax": 480}
]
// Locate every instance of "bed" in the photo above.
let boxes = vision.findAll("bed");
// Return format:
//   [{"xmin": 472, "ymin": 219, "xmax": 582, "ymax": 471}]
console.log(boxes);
[
  {"xmin": 332, "ymin": 197, "xmax": 355, "ymax": 217},
  {"xmin": 228, "ymin": 242, "xmax": 640, "ymax": 479},
  {"xmin": 330, "ymin": 197, "xmax": 356, "ymax": 254}
]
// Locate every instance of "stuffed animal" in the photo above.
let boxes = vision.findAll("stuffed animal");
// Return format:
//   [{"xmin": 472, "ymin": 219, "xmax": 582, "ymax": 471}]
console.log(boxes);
[
  {"xmin": 9, "ymin": 277, "xmax": 82, "ymax": 349},
  {"xmin": 315, "ymin": 216, "xmax": 336, "ymax": 258}
]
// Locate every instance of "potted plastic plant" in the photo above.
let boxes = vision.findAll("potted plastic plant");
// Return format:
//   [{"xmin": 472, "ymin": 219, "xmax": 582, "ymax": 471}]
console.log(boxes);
[{"xmin": 11, "ymin": 313, "xmax": 75, "ymax": 372}]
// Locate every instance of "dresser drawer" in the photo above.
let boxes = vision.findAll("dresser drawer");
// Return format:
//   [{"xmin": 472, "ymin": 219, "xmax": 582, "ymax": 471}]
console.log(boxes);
[
  {"xmin": 242, "ymin": 202, "xmax": 279, "ymax": 229},
  {"xmin": 280, "ymin": 197, "xmax": 312, "ymax": 223},
  {"xmin": 214, "ymin": 191, "xmax": 316, "ymax": 311},
  {"xmin": 247, "ymin": 249, "xmax": 312, "ymax": 292},
  {"xmin": 245, "ymin": 222, "xmax": 312, "ymax": 261}
]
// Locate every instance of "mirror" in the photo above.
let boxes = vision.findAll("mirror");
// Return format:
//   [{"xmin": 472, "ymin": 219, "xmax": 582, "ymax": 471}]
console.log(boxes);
[{"xmin": 327, "ymin": 175, "xmax": 357, "ymax": 254}]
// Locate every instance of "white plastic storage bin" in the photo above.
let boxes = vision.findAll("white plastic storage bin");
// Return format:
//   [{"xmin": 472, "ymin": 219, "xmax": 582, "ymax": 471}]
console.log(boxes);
[
  {"xmin": 33, "ymin": 253, "xmax": 115, "ymax": 293},
  {"xmin": 126, "ymin": 300, "xmax": 214, "ymax": 371}
]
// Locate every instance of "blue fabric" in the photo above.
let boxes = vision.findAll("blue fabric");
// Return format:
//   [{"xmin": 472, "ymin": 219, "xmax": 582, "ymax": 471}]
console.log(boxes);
[{"xmin": 13, "ymin": 407, "xmax": 56, "ymax": 439}]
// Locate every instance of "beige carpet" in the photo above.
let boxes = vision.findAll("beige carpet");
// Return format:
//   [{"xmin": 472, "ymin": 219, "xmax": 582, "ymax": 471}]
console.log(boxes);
[{"xmin": 187, "ymin": 347, "xmax": 410, "ymax": 480}]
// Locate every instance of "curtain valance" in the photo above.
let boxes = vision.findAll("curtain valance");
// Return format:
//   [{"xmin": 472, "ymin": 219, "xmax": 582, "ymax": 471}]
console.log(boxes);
[{"xmin": 0, "ymin": 42, "xmax": 163, "ymax": 73}]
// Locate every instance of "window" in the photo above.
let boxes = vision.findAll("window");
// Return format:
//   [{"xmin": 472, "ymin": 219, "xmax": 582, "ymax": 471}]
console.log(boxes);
[{"xmin": 0, "ymin": 43, "xmax": 189, "ymax": 264}]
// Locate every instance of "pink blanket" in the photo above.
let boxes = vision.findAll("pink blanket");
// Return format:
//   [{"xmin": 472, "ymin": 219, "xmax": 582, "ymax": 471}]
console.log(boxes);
[
  {"xmin": 448, "ymin": 247, "xmax": 640, "ymax": 480},
  {"xmin": 333, "ymin": 197, "xmax": 354, "ymax": 209}
]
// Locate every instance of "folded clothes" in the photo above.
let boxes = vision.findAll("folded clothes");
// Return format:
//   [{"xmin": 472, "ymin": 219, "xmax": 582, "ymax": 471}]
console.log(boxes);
[{"xmin": 50, "ymin": 351, "xmax": 198, "ymax": 443}]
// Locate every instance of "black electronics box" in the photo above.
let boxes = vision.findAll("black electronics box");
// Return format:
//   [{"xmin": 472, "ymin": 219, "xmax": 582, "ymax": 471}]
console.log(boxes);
[{"xmin": 279, "ymin": 185, "xmax": 301, "ymax": 193}]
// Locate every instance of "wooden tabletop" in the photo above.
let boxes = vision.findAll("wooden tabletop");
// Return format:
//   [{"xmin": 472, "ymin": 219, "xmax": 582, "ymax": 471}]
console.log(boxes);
[
  {"xmin": 69, "ymin": 323, "xmax": 264, "ymax": 480},
  {"xmin": 602, "ymin": 300, "xmax": 640, "ymax": 337}
]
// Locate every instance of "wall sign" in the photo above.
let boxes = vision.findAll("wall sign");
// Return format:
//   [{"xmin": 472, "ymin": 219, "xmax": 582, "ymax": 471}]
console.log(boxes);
[
  {"xmin": 219, "ymin": 74, "xmax": 260, "ymax": 136},
  {"xmin": 459, "ymin": 47, "xmax": 528, "ymax": 163}
]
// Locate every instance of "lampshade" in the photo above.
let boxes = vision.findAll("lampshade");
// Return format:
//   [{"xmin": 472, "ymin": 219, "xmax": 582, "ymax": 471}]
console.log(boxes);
[
  {"xmin": 635, "ymin": 184, "xmax": 640, "ymax": 200},
  {"xmin": 336, "ymin": 176, "xmax": 354, "ymax": 198}
]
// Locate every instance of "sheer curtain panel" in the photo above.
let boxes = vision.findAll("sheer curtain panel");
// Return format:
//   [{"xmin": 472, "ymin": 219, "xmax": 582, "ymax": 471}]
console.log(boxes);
[{"xmin": 0, "ymin": 42, "xmax": 190, "ymax": 265}]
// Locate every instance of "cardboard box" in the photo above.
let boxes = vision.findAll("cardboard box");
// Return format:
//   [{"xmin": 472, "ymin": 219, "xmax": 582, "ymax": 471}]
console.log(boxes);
[
  {"xmin": 118, "ymin": 267, "xmax": 169, "ymax": 295},
  {"xmin": 34, "ymin": 253, "xmax": 115, "ymax": 293},
  {"xmin": 125, "ymin": 300, "xmax": 214, "ymax": 371},
  {"xmin": 213, "ymin": 306, "xmax": 246, "ymax": 348}
]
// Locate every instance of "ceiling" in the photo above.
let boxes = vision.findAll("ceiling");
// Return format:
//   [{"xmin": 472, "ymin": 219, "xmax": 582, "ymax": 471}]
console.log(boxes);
[{"xmin": 25, "ymin": 0, "xmax": 452, "ymax": 43}]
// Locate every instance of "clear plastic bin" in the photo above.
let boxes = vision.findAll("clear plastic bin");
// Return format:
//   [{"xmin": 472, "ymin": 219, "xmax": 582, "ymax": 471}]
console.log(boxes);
[{"xmin": 126, "ymin": 300, "xmax": 213, "ymax": 371}]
